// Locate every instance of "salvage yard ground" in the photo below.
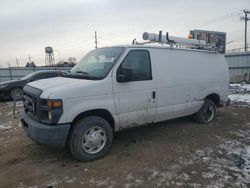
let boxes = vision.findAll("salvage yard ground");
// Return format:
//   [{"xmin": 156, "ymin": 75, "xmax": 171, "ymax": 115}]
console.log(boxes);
[{"xmin": 0, "ymin": 85, "xmax": 250, "ymax": 188}]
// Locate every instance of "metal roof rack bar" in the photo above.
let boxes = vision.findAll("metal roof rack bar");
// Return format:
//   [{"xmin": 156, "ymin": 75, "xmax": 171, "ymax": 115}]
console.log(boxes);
[{"xmin": 133, "ymin": 30, "xmax": 218, "ymax": 52}]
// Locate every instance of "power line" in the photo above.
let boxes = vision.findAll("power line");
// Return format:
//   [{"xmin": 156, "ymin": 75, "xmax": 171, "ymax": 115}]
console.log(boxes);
[
  {"xmin": 60, "ymin": 36, "xmax": 94, "ymax": 48},
  {"xmin": 241, "ymin": 9, "xmax": 250, "ymax": 52},
  {"xmin": 196, "ymin": 10, "xmax": 241, "ymax": 27}
]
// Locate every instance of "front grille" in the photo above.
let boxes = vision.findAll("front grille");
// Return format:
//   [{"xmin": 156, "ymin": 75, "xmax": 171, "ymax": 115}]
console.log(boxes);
[
  {"xmin": 23, "ymin": 93, "xmax": 38, "ymax": 116},
  {"xmin": 23, "ymin": 85, "xmax": 42, "ymax": 118}
]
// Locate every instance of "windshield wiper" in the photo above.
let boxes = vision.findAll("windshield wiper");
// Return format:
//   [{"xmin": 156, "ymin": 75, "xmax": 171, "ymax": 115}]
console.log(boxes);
[
  {"xmin": 75, "ymin": 71, "xmax": 89, "ymax": 74},
  {"xmin": 65, "ymin": 71, "xmax": 101, "ymax": 80}
]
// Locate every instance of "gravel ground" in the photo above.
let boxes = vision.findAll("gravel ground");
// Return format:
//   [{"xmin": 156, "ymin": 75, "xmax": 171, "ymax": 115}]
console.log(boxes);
[{"xmin": 0, "ymin": 95, "xmax": 250, "ymax": 187}]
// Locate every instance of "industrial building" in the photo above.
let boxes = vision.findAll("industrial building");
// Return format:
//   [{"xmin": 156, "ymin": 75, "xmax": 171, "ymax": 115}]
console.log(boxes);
[{"xmin": 225, "ymin": 52, "xmax": 250, "ymax": 82}]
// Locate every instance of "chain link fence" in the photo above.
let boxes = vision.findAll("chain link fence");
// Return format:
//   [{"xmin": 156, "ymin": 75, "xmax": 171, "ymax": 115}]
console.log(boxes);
[{"xmin": 0, "ymin": 67, "xmax": 71, "ymax": 83}]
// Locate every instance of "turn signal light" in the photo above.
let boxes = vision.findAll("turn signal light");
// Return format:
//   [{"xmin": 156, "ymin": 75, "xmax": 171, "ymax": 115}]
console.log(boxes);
[{"xmin": 47, "ymin": 100, "xmax": 62, "ymax": 108}]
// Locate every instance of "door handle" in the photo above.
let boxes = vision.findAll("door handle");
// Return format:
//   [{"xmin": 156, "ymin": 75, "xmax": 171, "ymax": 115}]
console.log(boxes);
[{"xmin": 152, "ymin": 91, "xmax": 156, "ymax": 99}]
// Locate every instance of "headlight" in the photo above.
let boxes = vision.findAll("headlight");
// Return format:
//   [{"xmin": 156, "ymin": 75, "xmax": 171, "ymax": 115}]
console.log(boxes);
[
  {"xmin": 40, "ymin": 99, "xmax": 63, "ymax": 109},
  {"xmin": 40, "ymin": 99, "xmax": 63, "ymax": 124},
  {"xmin": 0, "ymin": 84, "xmax": 7, "ymax": 89},
  {"xmin": 48, "ymin": 111, "xmax": 52, "ymax": 121}
]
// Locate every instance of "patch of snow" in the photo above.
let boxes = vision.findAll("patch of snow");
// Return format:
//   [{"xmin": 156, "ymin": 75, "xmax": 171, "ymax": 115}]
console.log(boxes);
[
  {"xmin": 46, "ymin": 181, "xmax": 58, "ymax": 188},
  {"xmin": 151, "ymin": 171, "xmax": 159, "ymax": 177},
  {"xmin": 0, "ymin": 124, "xmax": 12, "ymax": 130},
  {"xmin": 229, "ymin": 130, "xmax": 245, "ymax": 138},
  {"xmin": 8, "ymin": 111, "xmax": 13, "ymax": 116},
  {"xmin": 88, "ymin": 177, "xmax": 116, "ymax": 187},
  {"xmin": 7, "ymin": 101, "xmax": 23, "ymax": 107},
  {"xmin": 16, "ymin": 101, "xmax": 23, "ymax": 107},
  {"xmin": 64, "ymin": 176, "xmax": 76, "ymax": 183},
  {"xmin": 145, "ymin": 129, "xmax": 250, "ymax": 187},
  {"xmin": 187, "ymin": 183, "xmax": 202, "ymax": 188},
  {"xmin": 125, "ymin": 173, "xmax": 143, "ymax": 187},
  {"xmin": 202, "ymin": 172, "xmax": 215, "ymax": 179},
  {"xmin": 229, "ymin": 84, "xmax": 250, "ymax": 105},
  {"xmin": 17, "ymin": 182, "xmax": 25, "ymax": 188},
  {"xmin": 230, "ymin": 84, "xmax": 250, "ymax": 93},
  {"xmin": 229, "ymin": 94, "xmax": 250, "ymax": 104}
]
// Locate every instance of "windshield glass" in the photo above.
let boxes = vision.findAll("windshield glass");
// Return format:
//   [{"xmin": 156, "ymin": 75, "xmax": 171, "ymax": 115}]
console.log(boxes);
[
  {"xmin": 21, "ymin": 72, "xmax": 36, "ymax": 80},
  {"xmin": 70, "ymin": 47, "xmax": 125, "ymax": 79}
]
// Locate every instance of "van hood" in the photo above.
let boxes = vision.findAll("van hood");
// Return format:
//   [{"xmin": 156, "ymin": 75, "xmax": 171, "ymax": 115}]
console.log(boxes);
[
  {"xmin": 27, "ymin": 77, "xmax": 111, "ymax": 99},
  {"xmin": 28, "ymin": 77, "xmax": 85, "ymax": 90}
]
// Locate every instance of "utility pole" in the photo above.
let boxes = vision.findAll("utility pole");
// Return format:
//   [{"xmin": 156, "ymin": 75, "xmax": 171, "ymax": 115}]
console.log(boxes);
[
  {"xmin": 28, "ymin": 55, "xmax": 32, "ymax": 63},
  {"xmin": 95, "ymin": 31, "xmax": 98, "ymax": 48},
  {"xmin": 241, "ymin": 9, "xmax": 250, "ymax": 52},
  {"xmin": 16, "ymin": 58, "xmax": 19, "ymax": 67}
]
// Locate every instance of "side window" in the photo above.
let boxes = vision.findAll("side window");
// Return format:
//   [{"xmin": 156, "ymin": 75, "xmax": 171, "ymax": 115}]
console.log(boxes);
[
  {"xmin": 32, "ymin": 73, "xmax": 47, "ymax": 81},
  {"xmin": 46, "ymin": 72, "xmax": 58, "ymax": 78},
  {"xmin": 117, "ymin": 50, "xmax": 152, "ymax": 82}
]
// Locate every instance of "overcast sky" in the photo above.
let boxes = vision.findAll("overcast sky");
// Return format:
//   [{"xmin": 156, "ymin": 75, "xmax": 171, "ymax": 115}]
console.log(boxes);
[{"xmin": 0, "ymin": 0, "xmax": 249, "ymax": 67}]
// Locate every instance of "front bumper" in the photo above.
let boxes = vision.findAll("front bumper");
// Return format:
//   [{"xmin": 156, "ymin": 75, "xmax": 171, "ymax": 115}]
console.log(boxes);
[{"xmin": 20, "ymin": 111, "xmax": 71, "ymax": 147}]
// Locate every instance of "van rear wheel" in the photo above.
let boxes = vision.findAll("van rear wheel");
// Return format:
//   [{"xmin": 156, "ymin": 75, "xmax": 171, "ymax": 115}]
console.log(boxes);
[
  {"xmin": 194, "ymin": 99, "xmax": 216, "ymax": 124},
  {"xmin": 69, "ymin": 116, "xmax": 113, "ymax": 161}
]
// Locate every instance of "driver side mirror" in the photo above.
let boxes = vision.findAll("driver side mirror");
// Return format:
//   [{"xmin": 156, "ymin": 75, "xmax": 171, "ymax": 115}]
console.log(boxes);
[
  {"xmin": 117, "ymin": 68, "xmax": 132, "ymax": 82},
  {"xmin": 117, "ymin": 74, "xmax": 126, "ymax": 82}
]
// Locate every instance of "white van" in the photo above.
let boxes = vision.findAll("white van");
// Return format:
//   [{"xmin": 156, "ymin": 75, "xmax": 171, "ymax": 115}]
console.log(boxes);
[{"xmin": 21, "ymin": 38, "xmax": 229, "ymax": 161}]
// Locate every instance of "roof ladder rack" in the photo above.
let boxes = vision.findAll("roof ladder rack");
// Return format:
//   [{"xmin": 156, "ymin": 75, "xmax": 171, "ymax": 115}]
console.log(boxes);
[{"xmin": 133, "ymin": 30, "xmax": 217, "ymax": 52}]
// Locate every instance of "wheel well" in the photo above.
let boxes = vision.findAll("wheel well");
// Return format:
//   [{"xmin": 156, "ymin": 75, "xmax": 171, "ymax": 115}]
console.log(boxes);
[
  {"xmin": 71, "ymin": 109, "xmax": 115, "ymax": 131},
  {"xmin": 205, "ymin": 93, "xmax": 220, "ymax": 106}
]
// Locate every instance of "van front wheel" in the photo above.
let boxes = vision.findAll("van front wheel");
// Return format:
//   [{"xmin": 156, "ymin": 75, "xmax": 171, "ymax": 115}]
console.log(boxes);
[
  {"xmin": 194, "ymin": 99, "xmax": 216, "ymax": 124},
  {"xmin": 69, "ymin": 116, "xmax": 113, "ymax": 161}
]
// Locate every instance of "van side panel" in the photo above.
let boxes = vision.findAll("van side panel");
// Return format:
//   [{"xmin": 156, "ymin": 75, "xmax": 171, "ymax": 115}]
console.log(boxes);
[{"xmin": 150, "ymin": 48, "xmax": 229, "ymax": 122}]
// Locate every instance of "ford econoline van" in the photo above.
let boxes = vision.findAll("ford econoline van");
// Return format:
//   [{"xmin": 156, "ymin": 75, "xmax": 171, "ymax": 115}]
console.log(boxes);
[{"xmin": 21, "ymin": 42, "xmax": 229, "ymax": 161}]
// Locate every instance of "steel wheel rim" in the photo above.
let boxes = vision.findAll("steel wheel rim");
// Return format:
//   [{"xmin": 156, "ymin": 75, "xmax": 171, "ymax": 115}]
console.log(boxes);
[
  {"xmin": 12, "ymin": 89, "xmax": 23, "ymax": 100},
  {"xmin": 82, "ymin": 126, "xmax": 107, "ymax": 154},
  {"xmin": 203, "ymin": 106, "xmax": 215, "ymax": 122}
]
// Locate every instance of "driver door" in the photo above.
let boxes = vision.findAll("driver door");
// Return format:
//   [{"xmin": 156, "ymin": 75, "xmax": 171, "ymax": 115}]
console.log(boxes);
[{"xmin": 112, "ymin": 49, "xmax": 156, "ymax": 129}]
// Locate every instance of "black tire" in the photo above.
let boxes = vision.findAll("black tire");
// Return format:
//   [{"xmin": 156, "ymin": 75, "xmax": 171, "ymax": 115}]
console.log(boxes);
[
  {"xmin": 10, "ymin": 88, "xmax": 23, "ymax": 100},
  {"xmin": 69, "ymin": 116, "xmax": 113, "ymax": 161},
  {"xmin": 194, "ymin": 99, "xmax": 216, "ymax": 124}
]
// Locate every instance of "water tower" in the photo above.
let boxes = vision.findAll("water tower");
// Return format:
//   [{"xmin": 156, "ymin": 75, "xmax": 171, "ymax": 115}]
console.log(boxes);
[{"xmin": 45, "ymin": 46, "xmax": 55, "ymax": 66}]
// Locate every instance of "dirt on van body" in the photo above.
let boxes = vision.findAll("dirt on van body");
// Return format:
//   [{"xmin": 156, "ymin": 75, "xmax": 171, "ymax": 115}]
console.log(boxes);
[{"xmin": 0, "ymin": 100, "xmax": 250, "ymax": 188}]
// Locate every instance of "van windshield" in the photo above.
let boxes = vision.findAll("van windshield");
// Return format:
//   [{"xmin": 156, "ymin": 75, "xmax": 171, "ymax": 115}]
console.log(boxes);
[{"xmin": 70, "ymin": 47, "xmax": 125, "ymax": 80}]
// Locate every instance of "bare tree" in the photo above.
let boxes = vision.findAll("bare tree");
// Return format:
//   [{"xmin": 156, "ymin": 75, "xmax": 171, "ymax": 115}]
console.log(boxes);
[{"xmin": 68, "ymin": 57, "xmax": 77, "ymax": 64}]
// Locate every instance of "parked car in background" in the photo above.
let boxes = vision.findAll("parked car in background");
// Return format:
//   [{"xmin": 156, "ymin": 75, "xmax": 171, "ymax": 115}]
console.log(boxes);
[{"xmin": 0, "ymin": 70, "xmax": 66, "ymax": 100}]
